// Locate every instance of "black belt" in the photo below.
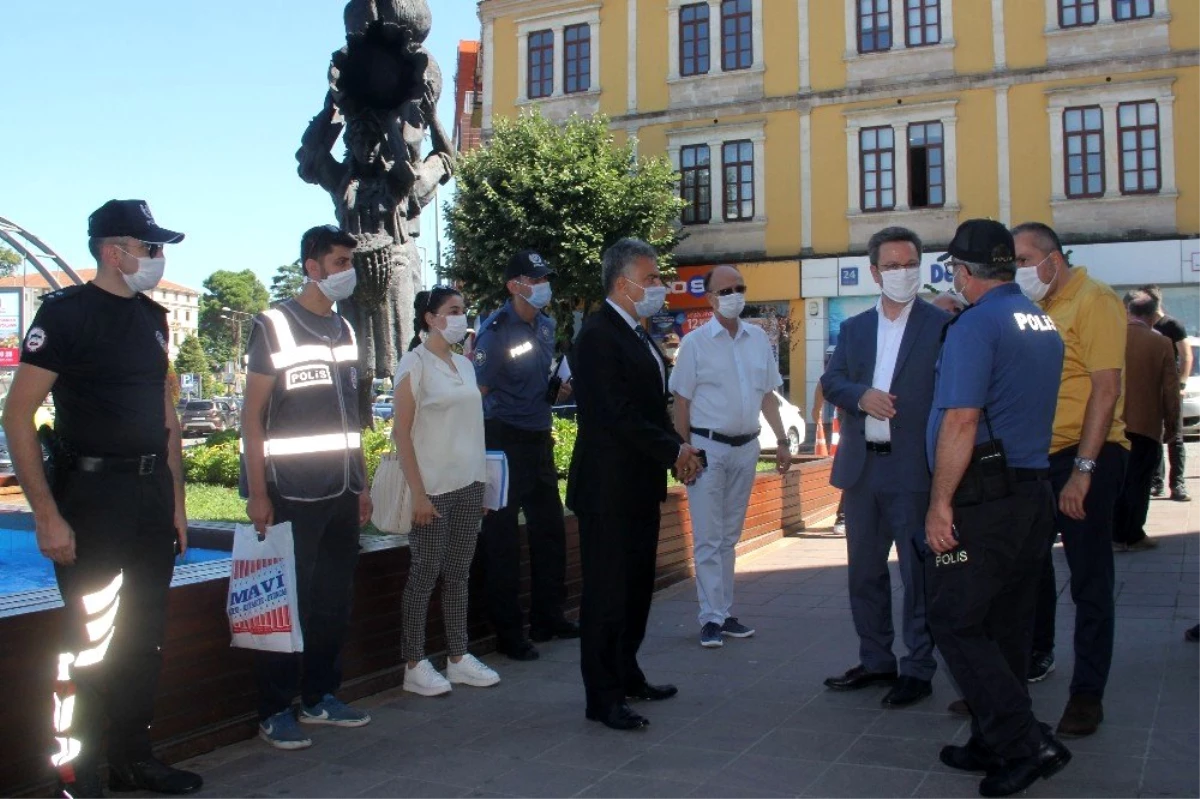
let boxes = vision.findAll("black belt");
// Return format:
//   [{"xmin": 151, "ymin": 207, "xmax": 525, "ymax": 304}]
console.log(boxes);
[
  {"xmin": 1011, "ymin": 467, "xmax": 1049, "ymax": 483},
  {"xmin": 865, "ymin": 441, "xmax": 892, "ymax": 454},
  {"xmin": 74, "ymin": 454, "xmax": 161, "ymax": 476},
  {"xmin": 690, "ymin": 427, "xmax": 759, "ymax": 447}
]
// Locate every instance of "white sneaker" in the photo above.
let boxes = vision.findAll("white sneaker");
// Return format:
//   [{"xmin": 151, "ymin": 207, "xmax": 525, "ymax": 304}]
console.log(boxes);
[
  {"xmin": 446, "ymin": 653, "xmax": 501, "ymax": 687},
  {"xmin": 403, "ymin": 659, "xmax": 452, "ymax": 697}
]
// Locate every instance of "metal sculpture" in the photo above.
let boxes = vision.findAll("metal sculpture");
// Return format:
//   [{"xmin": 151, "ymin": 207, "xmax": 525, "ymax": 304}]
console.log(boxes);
[{"xmin": 297, "ymin": 0, "xmax": 456, "ymax": 420}]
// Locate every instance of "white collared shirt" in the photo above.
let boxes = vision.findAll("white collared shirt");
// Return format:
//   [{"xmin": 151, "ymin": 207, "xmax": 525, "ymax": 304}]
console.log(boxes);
[
  {"xmin": 607, "ymin": 298, "xmax": 664, "ymax": 389},
  {"xmin": 866, "ymin": 298, "xmax": 914, "ymax": 444},
  {"xmin": 669, "ymin": 316, "xmax": 783, "ymax": 436}
]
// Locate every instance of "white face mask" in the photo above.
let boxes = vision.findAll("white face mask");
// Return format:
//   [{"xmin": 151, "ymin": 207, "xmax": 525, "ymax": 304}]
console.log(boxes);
[
  {"xmin": 438, "ymin": 314, "xmax": 470, "ymax": 345},
  {"xmin": 122, "ymin": 256, "xmax": 166, "ymax": 294},
  {"xmin": 716, "ymin": 292, "xmax": 746, "ymax": 320},
  {"xmin": 317, "ymin": 268, "xmax": 358, "ymax": 302},
  {"xmin": 1015, "ymin": 257, "xmax": 1052, "ymax": 302},
  {"xmin": 521, "ymin": 281, "xmax": 552, "ymax": 309},
  {"xmin": 880, "ymin": 267, "xmax": 921, "ymax": 304},
  {"xmin": 626, "ymin": 282, "xmax": 667, "ymax": 319}
]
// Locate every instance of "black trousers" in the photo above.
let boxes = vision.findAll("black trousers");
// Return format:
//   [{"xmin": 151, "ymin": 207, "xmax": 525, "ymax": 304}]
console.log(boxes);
[
  {"xmin": 255, "ymin": 488, "xmax": 360, "ymax": 721},
  {"xmin": 479, "ymin": 420, "xmax": 567, "ymax": 644},
  {"xmin": 52, "ymin": 465, "xmax": 177, "ymax": 771},
  {"xmin": 1114, "ymin": 433, "xmax": 1162, "ymax": 545},
  {"xmin": 578, "ymin": 510, "xmax": 659, "ymax": 708},
  {"xmin": 1032, "ymin": 442, "xmax": 1127, "ymax": 698},
  {"xmin": 926, "ymin": 479, "xmax": 1056, "ymax": 760}
]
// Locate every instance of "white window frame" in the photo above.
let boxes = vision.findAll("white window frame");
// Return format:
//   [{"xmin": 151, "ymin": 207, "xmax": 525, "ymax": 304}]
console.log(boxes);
[
  {"xmin": 516, "ymin": 6, "xmax": 602, "ymax": 105},
  {"xmin": 667, "ymin": 121, "xmax": 768, "ymax": 226},
  {"xmin": 667, "ymin": 0, "xmax": 765, "ymax": 83},
  {"xmin": 1046, "ymin": 78, "xmax": 1177, "ymax": 203},
  {"xmin": 844, "ymin": 100, "xmax": 959, "ymax": 216},
  {"xmin": 842, "ymin": 0, "xmax": 956, "ymax": 59}
]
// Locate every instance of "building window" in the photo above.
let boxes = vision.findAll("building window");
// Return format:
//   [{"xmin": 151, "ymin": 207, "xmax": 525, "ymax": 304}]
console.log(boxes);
[
  {"xmin": 722, "ymin": 140, "xmax": 755, "ymax": 221},
  {"xmin": 905, "ymin": 0, "xmax": 940, "ymax": 47},
  {"xmin": 1118, "ymin": 101, "xmax": 1160, "ymax": 194},
  {"xmin": 527, "ymin": 30, "xmax": 554, "ymax": 100},
  {"xmin": 858, "ymin": 0, "xmax": 893, "ymax": 54},
  {"xmin": 860, "ymin": 126, "xmax": 896, "ymax": 211},
  {"xmin": 1113, "ymin": 0, "xmax": 1153, "ymax": 20},
  {"xmin": 720, "ymin": 0, "xmax": 753, "ymax": 71},
  {"xmin": 1058, "ymin": 0, "xmax": 1098, "ymax": 27},
  {"xmin": 1063, "ymin": 106, "xmax": 1105, "ymax": 198},
  {"xmin": 908, "ymin": 122, "xmax": 944, "ymax": 208},
  {"xmin": 563, "ymin": 24, "xmax": 591, "ymax": 94},
  {"xmin": 679, "ymin": 3, "xmax": 711, "ymax": 76},
  {"xmin": 680, "ymin": 145, "xmax": 712, "ymax": 225}
]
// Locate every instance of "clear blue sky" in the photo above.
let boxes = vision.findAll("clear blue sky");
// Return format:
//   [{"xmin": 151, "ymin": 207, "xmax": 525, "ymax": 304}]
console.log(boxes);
[{"xmin": 0, "ymin": 0, "xmax": 480, "ymax": 293}]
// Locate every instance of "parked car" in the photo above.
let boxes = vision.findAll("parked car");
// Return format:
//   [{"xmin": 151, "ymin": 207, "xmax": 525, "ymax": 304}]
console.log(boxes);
[
  {"xmin": 372, "ymin": 394, "xmax": 394, "ymax": 422},
  {"xmin": 759, "ymin": 390, "xmax": 807, "ymax": 457},
  {"xmin": 1182, "ymin": 337, "xmax": 1199, "ymax": 439},
  {"xmin": 214, "ymin": 398, "xmax": 240, "ymax": 431},
  {"xmin": 0, "ymin": 431, "xmax": 12, "ymax": 475},
  {"xmin": 180, "ymin": 400, "xmax": 231, "ymax": 437}
]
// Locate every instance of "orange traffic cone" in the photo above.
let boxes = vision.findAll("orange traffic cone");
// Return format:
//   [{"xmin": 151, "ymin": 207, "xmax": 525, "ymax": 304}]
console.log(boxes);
[
  {"xmin": 814, "ymin": 419, "xmax": 828, "ymax": 457},
  {"xmin": 830, "ymin": 417, "xmax": 841, "ymax": 456}
]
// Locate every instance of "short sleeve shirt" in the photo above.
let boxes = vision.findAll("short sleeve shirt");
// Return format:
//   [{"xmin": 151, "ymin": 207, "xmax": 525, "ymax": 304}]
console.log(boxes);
[
  {"xmin": 927, "ymin": 283, "xmax": 1065, "ymax": 470},
  {"xmin": 471, "ymin": 301, "xmax": 556, "ymax": 431},
  {"xmin": 1040, "ymin": 268, "xmax": 1128, "ymax": 452},
  {"xmin": 20, "ymin": 283, "xmax": 170, "ymax": 456},
  {"xmin": 669, "ymin": 317, "xmax": 782, "ymax": 436}
]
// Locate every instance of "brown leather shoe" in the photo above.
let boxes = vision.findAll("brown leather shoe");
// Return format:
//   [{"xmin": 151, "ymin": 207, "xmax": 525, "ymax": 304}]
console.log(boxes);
[
  {"xmin": 947, "ymin": 698, "xmax": 971, "ymax": 716},
  {"xmin": 1056, "ymin": 694, "xmax": 1103, "ymax": 738}
]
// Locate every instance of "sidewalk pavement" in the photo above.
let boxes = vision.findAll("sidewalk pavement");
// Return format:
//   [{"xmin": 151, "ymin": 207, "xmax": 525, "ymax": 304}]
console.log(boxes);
[{"xmin": 173, "ymin": 455, "xmax": 1199, "ymax": 798}]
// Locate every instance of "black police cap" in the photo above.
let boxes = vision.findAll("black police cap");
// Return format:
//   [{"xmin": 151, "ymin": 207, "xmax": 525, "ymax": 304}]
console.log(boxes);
[
  {"xmin": 504, "ymin": 250, "xmax": 556, "ymax": 281},
  {"xmin": 87, "ymin": 200, "xmax": 185, "ymax": 244},
  {"xmin": 938, "ymin": 219, "xmax": 1014, "ymax": 265}
]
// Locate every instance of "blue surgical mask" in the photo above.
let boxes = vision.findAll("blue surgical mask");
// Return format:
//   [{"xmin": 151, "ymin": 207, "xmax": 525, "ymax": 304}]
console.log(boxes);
[{"xmin": 521, "ymin": 281, "xmax": 552, "ymax": 309}]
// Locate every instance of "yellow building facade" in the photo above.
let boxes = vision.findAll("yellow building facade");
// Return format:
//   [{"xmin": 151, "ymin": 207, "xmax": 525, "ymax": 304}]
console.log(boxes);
[{"xmin": 478, "ymin": 0, "xmax": 1199, "ymax": 412}]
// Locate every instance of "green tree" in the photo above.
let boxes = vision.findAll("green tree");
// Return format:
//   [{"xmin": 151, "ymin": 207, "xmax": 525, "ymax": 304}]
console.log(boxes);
[
  {"xmin": 198, "ymin": 270, "xmax": 269, "ymax": 369},
  {"xmin": 0, "ymin": 246, "xmax": 21, "ymax": 279},
  {"xmin": 270, "ymin": 261, "xmax": 305, "ymax": 304},
  {"xmin": 445, "ymin": 110, "xmax": 684, "ymax": 337},
  {"xmin": 174, "ymin": 334, "xmax": 209, "ymax": 374}
]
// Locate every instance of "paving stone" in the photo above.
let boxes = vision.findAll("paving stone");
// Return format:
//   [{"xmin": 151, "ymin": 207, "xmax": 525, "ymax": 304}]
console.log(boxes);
[
  {"xmin": 801, "ymin": 763, "xmax": 925, "ymax": 797},
  {"xmin": 472, "ymin": 761, "xmax": 607, "ymax": 798},
  {"xmin": 577, "ymin": 772, "xmax": 698, "ymax": 798},
  {"xmin": 259, "ymin": 763, "xmax": 393, "ymax": 797},
  {"xmin": 618, "ymin": 743, "xmax": 737, "ymax": 784},
  {"xmin": 747, "ymin": 727, "xmax": 860, "ymax": 763},
  {"xmin": 355, "ymin": 777, "xmax": 467, "ymax": 797},
  {"xmin": 703, "ymin": 753, "xmax": 828, "ymax": 796}
]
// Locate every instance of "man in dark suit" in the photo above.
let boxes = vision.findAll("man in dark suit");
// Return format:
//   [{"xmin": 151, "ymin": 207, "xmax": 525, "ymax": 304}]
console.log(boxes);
[
  {"xmin": 821, "ymin": 226, "xmax": 951, "ymax": 708},
  {"xmin": 566, "ymin": 238, "xmax": 705, "ymax": 731}
]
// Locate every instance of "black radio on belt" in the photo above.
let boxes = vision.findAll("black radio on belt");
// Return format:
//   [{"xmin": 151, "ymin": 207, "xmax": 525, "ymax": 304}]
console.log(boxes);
[
  {"xmin": 545, "ymin": 353, "xmax": 567, "ymax": 404},
  {"xmin": 38, "ymin": 424, "xmax": 74, "ymax": 495},
  {"xmin": 952, "ymin": 410, "xmax": 1015, "ymax": 508}
]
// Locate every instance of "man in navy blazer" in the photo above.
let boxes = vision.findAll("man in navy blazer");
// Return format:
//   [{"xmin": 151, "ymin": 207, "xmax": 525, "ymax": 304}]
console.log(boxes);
[{"xmin": 820, "ymin": 226, "xmax": 951, "ymax": 708}]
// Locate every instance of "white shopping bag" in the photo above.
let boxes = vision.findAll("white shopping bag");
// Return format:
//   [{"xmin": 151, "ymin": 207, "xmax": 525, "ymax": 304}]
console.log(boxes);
[
  {"xmin": 484, "ymin": 451, "xmax": 509, "ymax": 511},
  {"xmin": 371, "ymin": 451, "xmax": 413, "ymax": 534},
  {"xmin": 227, "ymin": 522, "xmax": 304, "ymax": 652}
]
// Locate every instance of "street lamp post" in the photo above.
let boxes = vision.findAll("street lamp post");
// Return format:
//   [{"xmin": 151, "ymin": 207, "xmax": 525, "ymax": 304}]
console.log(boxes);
[{"xmin": 220, "ymin": 307, "xmax": 254, "ymax": 391}]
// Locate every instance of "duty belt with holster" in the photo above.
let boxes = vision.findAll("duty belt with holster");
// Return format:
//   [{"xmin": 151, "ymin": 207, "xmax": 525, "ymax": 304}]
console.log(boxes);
[{"xmin": 39, "ymin": 426, "xmax": 161, "ymax": 496}]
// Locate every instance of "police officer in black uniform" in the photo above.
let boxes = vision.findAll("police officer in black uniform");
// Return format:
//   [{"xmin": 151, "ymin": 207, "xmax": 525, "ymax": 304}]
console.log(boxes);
[
  {"xmin": 242, "ymin": 225, "xmax": 374, "ymax": 751},
  {"xmin": 1, "ymin": 200, "xmax": 202, "ymax": 797},
  {"xmin": 923, "ymin": 220, "xmax": 1068, "ymax": 797},
  {"xmin": 473, "ymin": 250, "xmax": 578, "ymax": 661}
]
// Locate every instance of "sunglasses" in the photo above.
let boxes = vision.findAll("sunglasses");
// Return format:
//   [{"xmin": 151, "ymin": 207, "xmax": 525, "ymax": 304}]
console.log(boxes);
[
  {"xmin": 141, "ymin": 242, "xmax": 164, "ymax": 258},
  {"xmin": 712, "ymin": 285, "xmax": 748, "ymax": 297}
]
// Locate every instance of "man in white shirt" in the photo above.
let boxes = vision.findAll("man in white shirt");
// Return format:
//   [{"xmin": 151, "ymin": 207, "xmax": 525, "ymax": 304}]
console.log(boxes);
[
  {"xmin": 670, "ymin": 266, "xmax": 792, "ymax": 648},
  {"xmin": 820, "ymin": 227, "xmax": 951, "ymax": 708}
]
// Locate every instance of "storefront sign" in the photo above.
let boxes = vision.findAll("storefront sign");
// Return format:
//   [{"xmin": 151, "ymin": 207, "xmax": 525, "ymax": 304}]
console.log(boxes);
[
  {"xmin": 0, "ymin": 290, "xmax": 22, "ymax": 367},
  {"xmin": 666, "ymin": 265, "xmax": 713, "ymax": 311}
]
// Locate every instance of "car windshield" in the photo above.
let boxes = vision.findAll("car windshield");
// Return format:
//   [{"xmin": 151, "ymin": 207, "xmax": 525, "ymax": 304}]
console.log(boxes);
[
  {"xmin": 186, "ymin": 401, "xmax": 215, "ymax": 411},
  {"xmin": 1192, "ymin": 345, "xmax": 1198, "ymax": 377}
]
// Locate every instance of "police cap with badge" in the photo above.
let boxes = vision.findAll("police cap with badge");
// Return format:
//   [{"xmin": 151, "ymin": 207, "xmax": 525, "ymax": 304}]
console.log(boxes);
[
  {"xmin": 88, "ymin": 199, "xmax": 186, "ymax": 245},
  {"xmin": 505, "ymin": 250, "xmax": 557, "ymax": 283}
]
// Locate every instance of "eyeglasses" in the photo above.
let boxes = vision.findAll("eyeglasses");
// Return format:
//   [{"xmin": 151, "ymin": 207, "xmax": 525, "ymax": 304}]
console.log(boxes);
[
  {"xmin": 712, "ymin": 285, "xmax": 748, "ymax": 297},
  {"xmin": 877, "ymin": 262, "xmax": 920, "ymax": 272}
]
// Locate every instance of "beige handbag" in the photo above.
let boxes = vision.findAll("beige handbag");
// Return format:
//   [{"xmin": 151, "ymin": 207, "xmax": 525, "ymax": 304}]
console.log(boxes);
[{"xmin": 370, "ymin": 351, "xmax": 423, "ymax": 534}]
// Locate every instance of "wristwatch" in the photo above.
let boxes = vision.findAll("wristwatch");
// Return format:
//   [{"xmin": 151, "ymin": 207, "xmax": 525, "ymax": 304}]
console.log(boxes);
[{"xmin": 1073, "ymin": 456, "xmax": 1097, "ymax": 474}]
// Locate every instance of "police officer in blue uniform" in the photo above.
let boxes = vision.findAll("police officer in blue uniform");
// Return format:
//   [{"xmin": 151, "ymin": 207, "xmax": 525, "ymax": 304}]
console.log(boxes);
[
  {"xmin": 473, "ymin": 250, "xmax": 578, "ymax": 660},
  {"xmin": 924, "ymin": 220, "xmax": 1070, "ymax": 797},
  {"xmin": 1, "ymin": 200, "xmax": 203, "ymax": 797}
]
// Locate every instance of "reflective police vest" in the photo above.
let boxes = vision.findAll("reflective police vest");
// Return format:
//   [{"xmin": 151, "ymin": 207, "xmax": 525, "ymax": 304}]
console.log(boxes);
[{"xmin": 257, "ymin": 305, "xmax": 365, "ymax": 502}]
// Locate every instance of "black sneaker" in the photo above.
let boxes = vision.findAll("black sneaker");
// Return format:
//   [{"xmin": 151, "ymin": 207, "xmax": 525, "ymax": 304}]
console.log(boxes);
[
  {"xmin": 721, "ymin": 617, "xmax": 755, "ymax": 638},
  {"xmin": 1186, "ymin": 625, "xmax": 1199, "ymax": 643},
  {"xmin": 1028, "ymin": 651, "xmax": 1055, "ymax": 683},
  {"xmin": 1150, "ymin": 482, "xmax": 1164, "ymax": 497},
  {"xmin": 700, "ymin": 622, "xmax": 723, "ymax": 648},
  {"xmin": 1170, "ymin": 487, "xmax": 1191, "ymax": 502}
]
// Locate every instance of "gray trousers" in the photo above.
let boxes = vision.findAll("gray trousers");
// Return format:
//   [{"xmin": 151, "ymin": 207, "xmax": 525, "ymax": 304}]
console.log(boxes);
[{"xmin": 842, "ymin": 451, "xmax": 937, "ymax": 680}]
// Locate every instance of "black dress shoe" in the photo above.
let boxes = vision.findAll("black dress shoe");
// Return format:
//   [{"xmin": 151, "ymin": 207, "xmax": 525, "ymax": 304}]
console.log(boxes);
[
  {"xmin": 823, "ymin": 665, "xmax": 898, "ymax": 691},
  {"xmin": 58, "ymin": 770, "xmax": 103, "ymax": 798},
  {"xmin": 940, "ymin": 739, "xmax": 1004, "ymax": 774},
  {"xmin": 529, "ymin": 619, "xmax": 581, "ymax": 642},
  {"xmin": 109, "ymin": 757, "xmax": 203, "ymax": 795},
  {"xmin": 586, "ymin": 702, "xmax": 650, "ymax": 731},
  {"xmin": 882, "ymin": 676, "xmax": 932, "ymax": 707},
  {"xmin": 626, "ymin": 682, "xmax": 678, "ymax": 701},
  {"xmin": 979, "ymin": 733, "xmax": 1072, "ymax": 797},
  {"xmin": 496, "ymin": 639, "xmax": 540, "ymax": 661}
]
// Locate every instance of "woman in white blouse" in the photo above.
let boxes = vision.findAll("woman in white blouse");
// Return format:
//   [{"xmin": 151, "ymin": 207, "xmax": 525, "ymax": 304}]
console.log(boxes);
[{"xmin": 393, "ymin": 287, "xmax": 499, "ymax": 696}]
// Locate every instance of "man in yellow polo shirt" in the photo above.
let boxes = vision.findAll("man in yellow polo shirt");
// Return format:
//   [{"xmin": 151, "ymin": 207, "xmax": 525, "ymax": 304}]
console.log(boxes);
[{"xmin": 1011, "ymin": 222, "xmax": 1128, "ymax": 740}]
